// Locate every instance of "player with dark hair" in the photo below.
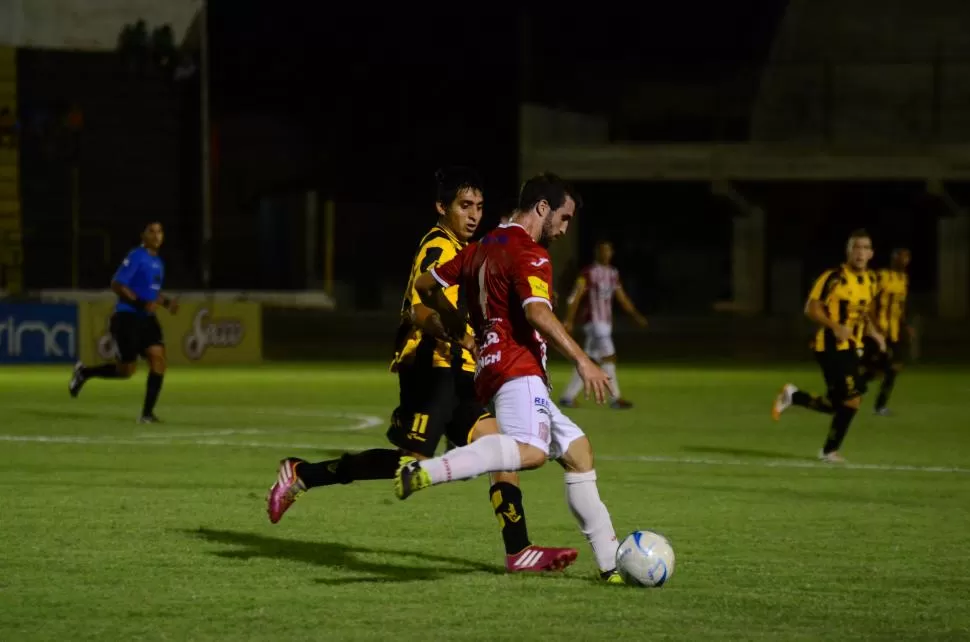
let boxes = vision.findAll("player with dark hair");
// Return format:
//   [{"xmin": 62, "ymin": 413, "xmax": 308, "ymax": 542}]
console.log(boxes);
[
  {"xmin": 772, "ymin": 229, "xmax": 886, "ymax": 462},
  {"xmin": 267, "ymin": 167, "xmax": 578, "ymax": 573},
  {"xmin": 397, "ymin": 173, "xmax": 629, "ymax": 583},
  {"xmin": 863, "ymin": 247, "xmax": 913, "ymax": 415},
  {"xmin": 560, "ymin": 239, "xmax": 647, "ymax": 409},
  {"xmin": 69, "ymin": 221, "xmax": 178, "ymax": 423}
]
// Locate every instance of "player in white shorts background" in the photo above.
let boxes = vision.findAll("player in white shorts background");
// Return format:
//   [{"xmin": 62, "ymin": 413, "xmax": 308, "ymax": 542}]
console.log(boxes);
[{"xmin": 560, "ymin": 240, "xmax": 648, "ymax": 409}]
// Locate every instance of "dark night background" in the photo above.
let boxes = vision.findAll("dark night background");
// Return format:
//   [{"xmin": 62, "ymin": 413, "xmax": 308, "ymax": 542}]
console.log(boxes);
[{"xmin": 10, "ymin": 0, "xmax": 959, "ymax": 322}]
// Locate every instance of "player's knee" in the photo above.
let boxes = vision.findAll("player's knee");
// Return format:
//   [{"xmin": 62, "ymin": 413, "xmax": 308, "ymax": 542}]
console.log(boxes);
[
  {"xmin": 118, "ymin": 362, "xmax": 136, "ymax": 378},
  {"xmin": 146, "ymin": 349, "xmax": 166, "ymax": 374},
  {"xmin": 844, "ymin": 396, "xmax": 862, "ymax": 410},
  {"xmin": 490, "ymin": 470, "xmax": 520, "ymax": 486},
  {"xmin": 891, "ymin": 363, "xmax": 903, "ymax": 373},
  {"xmin": 517, "ymin": 443, "xmax": 546, "ymax": 470},
  {"xmin": 558, "ymin": 436, "xmax": 595, "ymax": 473},
  {"xmin": 469, "ymin": 417, "xmax": 499, "ymax": 441}
]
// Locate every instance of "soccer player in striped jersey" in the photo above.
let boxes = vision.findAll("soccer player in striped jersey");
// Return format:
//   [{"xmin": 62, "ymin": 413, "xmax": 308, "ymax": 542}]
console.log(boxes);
[
  {"xmin": 559, "ymin": 240, "xmax": 647, "ymax": 409},
  {"xmin": 772, "ymin": 230, "xmax": 886, "ymax": 462},
  {"xmin": 863, "ymin": 248, "xmax": 913, "ymax": 415}
]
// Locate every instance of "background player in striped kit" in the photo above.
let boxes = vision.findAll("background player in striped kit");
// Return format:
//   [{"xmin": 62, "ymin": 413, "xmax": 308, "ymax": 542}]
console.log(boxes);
[
  {"xmin": 862, "ymin": 247, "xmax": 913, "ymax": 415},
  {"xmin": 559, "ymin": 240, "xmax": 647, "ymax": 409}
]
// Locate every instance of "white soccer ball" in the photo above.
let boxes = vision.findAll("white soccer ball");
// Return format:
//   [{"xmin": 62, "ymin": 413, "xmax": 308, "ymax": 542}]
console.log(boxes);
[{"xmin": 615, "ymin": 530, "xmax": 675, "ymax": 587}]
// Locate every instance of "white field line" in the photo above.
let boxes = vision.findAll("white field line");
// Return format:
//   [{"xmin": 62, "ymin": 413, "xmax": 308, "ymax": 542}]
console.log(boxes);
[{"xmin": 594, "ymin": 454, "xmax": 970, "ymax": 475}]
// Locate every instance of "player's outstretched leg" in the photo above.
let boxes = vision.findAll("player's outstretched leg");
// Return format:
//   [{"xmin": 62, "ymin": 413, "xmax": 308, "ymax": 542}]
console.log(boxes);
[
  {"xmin": 395, "ymin": 434, "xmax": 544, "ymax": 499},
  {"xmin": 266, "ymin": 448, "xmax": 404, "ymax": 523},
  {"xmin": 773, "ymin": 383, "xmax": 835, "ymax": 420},
  {"xmin": 69, "ymin": 360, "xmax": 131, "ymax": 397}
]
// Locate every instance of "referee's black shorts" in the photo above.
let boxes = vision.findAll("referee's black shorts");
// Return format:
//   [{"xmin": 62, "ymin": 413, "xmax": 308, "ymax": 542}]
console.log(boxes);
[{"xmin": 110, "ymin": 312, "xmax": 164, "ymax": 363}]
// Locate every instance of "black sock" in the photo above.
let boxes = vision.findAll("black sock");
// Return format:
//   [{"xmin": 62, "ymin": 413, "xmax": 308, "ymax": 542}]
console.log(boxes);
[
  {"xmin": 298, "ymin": 448, "xmax": 402, "ymax": 489},
  {"xmin": 81, "ymin": 363, "xmax": 122, "ymax": 379},
  {"xmin": 142, "ymin": 372, "xmax": 163, "ymax": 417},
  {"xmin": 822, "ymin": 405, "xmax": 857, "ymax": 454},
  {"xmin": 875, "ymin": 369, "xmax": 898, "ymax": 410},
  {"xmin": 792, "ymin": 390, "xmax": 835, "ymax": 414},
  {"xmin": 490, "ymin": 481, "xmax": 532, "ymax": 555}
]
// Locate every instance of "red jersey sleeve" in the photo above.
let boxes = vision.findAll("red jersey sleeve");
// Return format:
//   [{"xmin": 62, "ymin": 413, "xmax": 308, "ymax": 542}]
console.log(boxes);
[
  {"xmin": 429, "ymin": 243, "xmax": 472, "ymax": 288},
  {"xmin": 512, "ymin": 248, "xmax": 554, "ymax": 309}
]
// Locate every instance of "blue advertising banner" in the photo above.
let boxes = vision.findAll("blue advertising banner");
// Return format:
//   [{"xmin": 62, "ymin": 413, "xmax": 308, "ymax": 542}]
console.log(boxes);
[{"xmin": 0, "ymin": 303, "xmax": 79, "ymax": 364}]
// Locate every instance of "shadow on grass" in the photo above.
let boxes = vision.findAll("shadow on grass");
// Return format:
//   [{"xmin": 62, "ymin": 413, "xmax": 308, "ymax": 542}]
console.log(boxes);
[
  {"xmin": 183, "ymin": 528, "xmax": 526, "ymax": 585},
  {"xmin": 681, "ymin": 445, "xmax": 809, "ymax": 461}
]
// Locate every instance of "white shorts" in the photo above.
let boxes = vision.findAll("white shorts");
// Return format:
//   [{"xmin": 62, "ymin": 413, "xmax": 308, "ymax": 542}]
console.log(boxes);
[
  {"xmin": 583, "ymin": 322, "xmax": 615, "ymax": 361},
  {"xmin": 492, "ymin": 375, "xmax": 586, "ymax": 459}
]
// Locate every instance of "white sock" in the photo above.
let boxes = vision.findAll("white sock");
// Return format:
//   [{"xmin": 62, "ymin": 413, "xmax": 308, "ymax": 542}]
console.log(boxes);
[
  {"xmin": 421, "ymin": 434, "xmax": 522, "ymax": 485},
  {"xmin": 565, "ymin": 470, "xmax": 618, "ymax": 572},
  {"xmin": 602, "ymin": 362, "xmax": 621, "ymax": 400},
  {"xmin": 562, "ymin": 368, "xmax": 584, "ymax": 402}
]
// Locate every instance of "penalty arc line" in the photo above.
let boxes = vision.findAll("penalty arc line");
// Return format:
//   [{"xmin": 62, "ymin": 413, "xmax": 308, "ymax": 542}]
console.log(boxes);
[{"xmin": 1, "ymin": 434, "xmax": 969, "ymax": 474}]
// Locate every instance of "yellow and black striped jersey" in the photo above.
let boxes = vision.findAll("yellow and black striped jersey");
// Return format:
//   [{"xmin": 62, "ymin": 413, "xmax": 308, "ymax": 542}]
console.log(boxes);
[
  {"xmin": 391, "ymin": 224, "xmax": 475, "ymax": 373},
  {"xmin": 871, "ymin": 268, "xmax": 909, "ymax": 342},
  {"xmin": 808, "ymin": 264, "xmax": 875, "ymax": 352}
]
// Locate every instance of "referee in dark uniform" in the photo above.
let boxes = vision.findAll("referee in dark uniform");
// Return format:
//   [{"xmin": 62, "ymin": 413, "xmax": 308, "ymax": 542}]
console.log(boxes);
[{"xmin": 69, "ymin": 222, "xmax": 179, "ymax": 423}]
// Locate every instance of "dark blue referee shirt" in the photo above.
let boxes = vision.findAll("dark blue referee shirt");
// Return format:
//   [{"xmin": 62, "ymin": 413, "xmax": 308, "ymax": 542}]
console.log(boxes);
[{"xmin": 113, "ymin": 246, "xmax": 165, "ymax": 316}]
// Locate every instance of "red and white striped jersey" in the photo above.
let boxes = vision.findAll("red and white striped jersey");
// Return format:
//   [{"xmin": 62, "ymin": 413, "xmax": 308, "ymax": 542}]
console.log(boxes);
[{"xmin": 575, "ymin": 263, "xmax": 620, "ymax": 325}]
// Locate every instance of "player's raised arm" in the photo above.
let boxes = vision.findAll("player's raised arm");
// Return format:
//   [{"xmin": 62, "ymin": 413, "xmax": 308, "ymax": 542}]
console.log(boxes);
[
  {"xmin": 804, "ymin": 270, "xmax": 851, "ymax": 343},
  {"xmin": 615, "ymin": 282, "xmax": 648, "ymax": 328},
  {"xmin": 562, "ymin": 275, "xmax": 586, "ymax": 334}
]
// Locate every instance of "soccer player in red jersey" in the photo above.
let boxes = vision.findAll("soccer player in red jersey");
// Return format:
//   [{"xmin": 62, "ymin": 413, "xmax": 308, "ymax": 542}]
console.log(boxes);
[
  {"xmin": 266, "ymin": 168, "xmax": 576, "ymax": 573},
  {"xmin": 560, "ymin": 239, "xmax": 647, "ymax": 409},
  {"xmin": 396, "ymin": 173, "xmax": 627, "ymax": 583}
]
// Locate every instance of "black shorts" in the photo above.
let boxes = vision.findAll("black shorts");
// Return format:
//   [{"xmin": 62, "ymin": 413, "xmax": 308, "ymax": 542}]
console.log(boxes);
[
  {"xmin": 385, "ymin": 365, "xmax": 491, "ymax": 458},
  {"xmin": 111, "ymin": 312, "xmax": 164, "ymax": 363},
  {"xmin": 815, "ymin": 349, "xmax": 867, "ymax": 404},
  {"xmin": 862, "ymin": 336, "xmax": 908, "ymax": 371}
]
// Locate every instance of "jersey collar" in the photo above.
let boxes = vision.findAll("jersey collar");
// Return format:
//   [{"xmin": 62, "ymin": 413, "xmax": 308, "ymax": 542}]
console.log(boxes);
[{"xmin": 435, "ymin": 223, "xmax": 464, "ymax": 246}]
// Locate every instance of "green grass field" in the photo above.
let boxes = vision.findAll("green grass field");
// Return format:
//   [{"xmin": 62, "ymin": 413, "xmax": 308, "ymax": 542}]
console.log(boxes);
[{"xmin": 1, "ymin": 363, "xmax": 969, "ymax": 641}]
